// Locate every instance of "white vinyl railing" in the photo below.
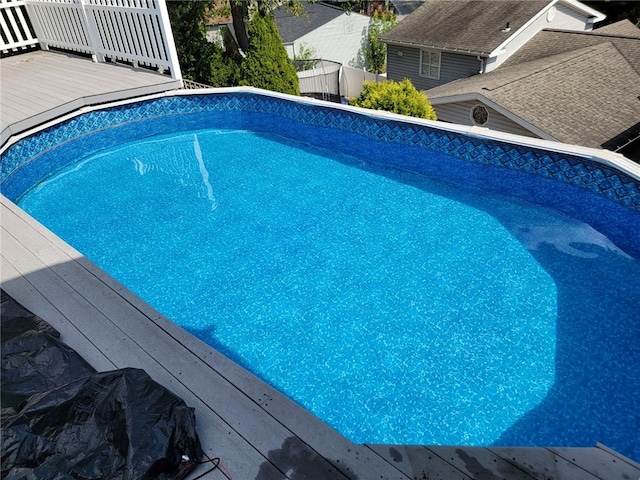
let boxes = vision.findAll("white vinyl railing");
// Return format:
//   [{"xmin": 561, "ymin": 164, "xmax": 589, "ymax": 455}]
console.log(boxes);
[
  {"xmin": 1, "ymin": 0, "xmax": 181, "ymax": 79},
  {"xmin": 0, "ymin": 0, "xmax": 39, "ymax": 51}
]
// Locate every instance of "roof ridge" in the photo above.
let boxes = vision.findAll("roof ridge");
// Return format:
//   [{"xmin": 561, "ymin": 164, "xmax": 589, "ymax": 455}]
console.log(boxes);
[
  {"xmin": 483, "ymin": 43, "xmax": 610, "ymax": 91},
  {"xmin": 542, "ymin": 27, "xmax": 640, "ymax": 40}
]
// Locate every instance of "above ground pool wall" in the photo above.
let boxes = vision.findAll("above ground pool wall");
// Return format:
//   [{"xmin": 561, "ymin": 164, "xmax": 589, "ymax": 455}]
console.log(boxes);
[{"xmin": 2, "ymin": 90, "xmax": 640, "ymax": 257}]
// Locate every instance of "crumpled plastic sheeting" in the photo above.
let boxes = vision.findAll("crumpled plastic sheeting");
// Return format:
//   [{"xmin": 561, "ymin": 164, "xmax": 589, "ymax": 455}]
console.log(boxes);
[
  {"xmin": 1, "ymin": 292, "xmax": 203, "ymax": 480},
  {"xmin": 1, "ymin": 290, "xmax": 96, "ymax": 414},
  {"xmin": 2, "ymin": 368, "xmax": 203, "ymax": 480}
]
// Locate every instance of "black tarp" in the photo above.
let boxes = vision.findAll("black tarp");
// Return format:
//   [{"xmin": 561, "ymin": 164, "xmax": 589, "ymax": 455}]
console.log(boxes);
[{"xmin": 1, "ymin": 291, "xmax": 203, "ymax": 480}]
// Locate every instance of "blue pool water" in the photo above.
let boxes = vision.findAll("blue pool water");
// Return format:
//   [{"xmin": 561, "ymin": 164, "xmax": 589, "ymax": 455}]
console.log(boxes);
[{"xmin": 13, "ymin": 125, "xmax": 640, "ymax": 459}]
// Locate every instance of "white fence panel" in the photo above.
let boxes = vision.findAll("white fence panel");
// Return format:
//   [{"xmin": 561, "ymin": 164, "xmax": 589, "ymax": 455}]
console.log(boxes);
[
  {"xmin": 85, "ymin": 0, "xmax": 168, "ymax": 68},
  {"xmin": 83, "ymin": 0, "xmax": 176, "ymax": 71},
  {"xmin": 340, "ymin": 66, "xmax": 383, "ymax": 99},
  {"xmin": 3, "ymin": 0, "xmax": 180, "ymax": 78},
  {"xmin": 0, "ymin": 0, "xmax": 39, "ymax": 53},
  {"xmin": 26, "ymin": 0, "xmax": 91, "ymax": 52}
]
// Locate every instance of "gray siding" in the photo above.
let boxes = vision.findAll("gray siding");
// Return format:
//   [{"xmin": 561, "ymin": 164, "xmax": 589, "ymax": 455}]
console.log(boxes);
[
  {"xmin": 434, "ymin": 101, "xmax": 541, "ymax": 139},
  {"xmin": 387, "ymin": 45, "xmax": 481, "ymax": 89}
]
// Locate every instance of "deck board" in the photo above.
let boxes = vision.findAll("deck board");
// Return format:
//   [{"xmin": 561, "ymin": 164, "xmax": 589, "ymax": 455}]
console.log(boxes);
[
  {"xmin": 549, "ymin": 445, "xmax": 640, "ymax": 480},
  {"xmin": 425, "ymin": 446, "xmax": 538, "ymax": 479},
  {"xmin": 485, "ymin": 447, "xmax": 601, "ymax": 480},
  {"xmin": 0, "ymin": 50, "xmax": 181, "ymax": 145}
]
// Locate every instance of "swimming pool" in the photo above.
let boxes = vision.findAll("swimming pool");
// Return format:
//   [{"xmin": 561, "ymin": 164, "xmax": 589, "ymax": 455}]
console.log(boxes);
[{"xmin": 2, "ymin": 89, "xmax": 640, "ymax": 459}]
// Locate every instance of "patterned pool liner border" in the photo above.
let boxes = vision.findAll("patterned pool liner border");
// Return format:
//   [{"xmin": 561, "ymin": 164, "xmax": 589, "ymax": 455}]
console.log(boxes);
[{"xmin": 1, "ymin": 89, "xmax": 639, "ymax": 213}]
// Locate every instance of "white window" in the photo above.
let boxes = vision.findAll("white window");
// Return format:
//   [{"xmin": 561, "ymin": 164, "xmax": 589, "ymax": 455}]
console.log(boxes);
[{"xmin": 420, "ymin": 50, "xmax": 441, "ymax": 79}]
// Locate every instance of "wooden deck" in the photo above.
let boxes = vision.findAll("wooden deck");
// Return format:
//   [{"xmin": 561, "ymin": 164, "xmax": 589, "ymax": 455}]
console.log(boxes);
[
  {"xmin": 1, "ymin": 51, "xmax": 640, "ymax": 479},
  {"xmin": 0, "ymin": 50, "xmax": 182, "ymax": 146}
]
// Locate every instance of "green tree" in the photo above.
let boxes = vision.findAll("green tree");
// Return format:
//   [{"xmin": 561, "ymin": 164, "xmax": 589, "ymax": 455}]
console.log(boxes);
[
  {"xmin": 240, "ymin": 13, "xmax": 300, "ymax": 95},
  {"xmin": 167, "ymin": 0, "xmax": 216, "ymax": 83},
  {"xmin": 208, "ymin": 35, "xmax": 242, "ymax": 87},
  {"xmin": 167, "ymin": 1, "xmax": 241, "ymax": 86},
  {"xmin": 292, "ymin": 43, "xmax": 319, "ymax": 71},
  {"xmin": 363, "ymin": 10, "xmax": 397, "ymax": 76},
  {"xmin": 168, "ymin": 1, "xmax": 305, "ymax": 89},
  {"xmin": 584, "ymin": 1, "xmax": 640, "ymax": 27},
  {"xmin": 349, "ymin": 79, "xmax": 437, "ymax": 120}
]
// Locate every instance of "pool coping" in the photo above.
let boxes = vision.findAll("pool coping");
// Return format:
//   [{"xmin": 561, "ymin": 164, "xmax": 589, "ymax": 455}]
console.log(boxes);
[{"xmin": 2, "ymin": 86, "xmax": 640, "ymax": 184}]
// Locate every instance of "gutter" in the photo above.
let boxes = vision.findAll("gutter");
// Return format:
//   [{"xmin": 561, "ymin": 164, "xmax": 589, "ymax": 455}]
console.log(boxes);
[
  {"xmin": 476, "ymin": 55, "xmax": 486, "ymax": 74},
  {"xmin": 382, "ymin": 39, "xmax": 489, "ymax": 57}
]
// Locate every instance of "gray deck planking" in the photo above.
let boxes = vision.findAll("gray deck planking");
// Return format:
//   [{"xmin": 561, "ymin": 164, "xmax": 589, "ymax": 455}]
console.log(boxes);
[
  {"xmin": 2, "ymin": 50, "xmax": 640, "ymax": 478},
  {"xmin": 0, "ymin": 50, "xmax": 182, "ymax": 145}
]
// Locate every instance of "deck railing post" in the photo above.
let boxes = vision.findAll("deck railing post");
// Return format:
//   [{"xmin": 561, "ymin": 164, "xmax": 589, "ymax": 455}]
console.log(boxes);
[
  {"xmin": 5, "ymin": 0, "xmax": 181, "ymax": 81},
  {"xmin": 22, "ymin": 2, "xmax": 48, "ymax": 52},
  {"xmin": 78, "ymin": 0, "xmax": 105, "ymax": 63},
  {"xmin": 156, "ymin": 0, "xmax": 181, "ymax": 80}
]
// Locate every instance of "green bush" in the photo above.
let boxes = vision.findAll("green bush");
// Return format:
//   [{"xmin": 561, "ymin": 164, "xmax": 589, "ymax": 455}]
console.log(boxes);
[
  {"xmin": 240, "ymin": 13, "xmax": 300, "ymax": 96},
  {"xmin": 208, "ymin": 40, "xmax": 241, "ymax": 88},
  {"xmin": 350, "ymin": 79, "xmax": 437, "ymax": 120}
]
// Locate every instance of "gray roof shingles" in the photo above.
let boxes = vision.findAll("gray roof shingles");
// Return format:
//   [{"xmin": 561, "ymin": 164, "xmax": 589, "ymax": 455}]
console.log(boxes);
[
  {"xmin": 381, "ymin": 0, "xmax": 549, "ymax": 55},
  {"xmin": 427, "ymin": 24, "xmax": 640, "ymax": 149},
  {"xmin": 502, "ymin": 21, "xmax": 640, "ymax": 72},
  {"xmin": 273, "ymin": 3, "xmax": 345, "ymax": 43}
]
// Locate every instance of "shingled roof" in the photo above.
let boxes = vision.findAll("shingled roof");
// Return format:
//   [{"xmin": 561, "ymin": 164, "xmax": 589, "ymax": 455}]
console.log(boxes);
[
  {"xmin": 273, "ymin": 2, "xmax": 345, "ymax": 43},
  {"xmin": 381, "ymin": 0, "xmax": 550, "ymax": 55},
  {"xmin": 502, "ymin": 19, "xmax": 640, "ymax": 70},
  {"xmin": 390, "ymin": 1, "xmax": 426, "ymax": 17},
  {"xmin": 596, "ymin": 18, "xmax": 640, "ymax": 37},
  {"xmin": 427, "ymin": 22, "xmax": 640, "ymax": 151}
]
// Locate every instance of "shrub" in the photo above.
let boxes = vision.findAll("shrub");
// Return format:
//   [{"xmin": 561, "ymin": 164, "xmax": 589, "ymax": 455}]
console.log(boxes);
[
  {"xmin": 350, "ymin": 79, "xmax": 437, "ymax": 120},
  {"xmin": 208, "ymin": 39, "xmax": 241, "ymax": 87},
  {"xmin": 240, "ymin": 13, "xmax": 300, "ymax": 95}
]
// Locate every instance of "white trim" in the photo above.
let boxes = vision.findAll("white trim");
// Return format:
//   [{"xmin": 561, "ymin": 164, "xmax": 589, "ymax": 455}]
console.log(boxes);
[
  {"xmin": 555, "ymin": 0, "xmax": 606, "ymax": 22},
  {"xmin": 384, "ymin": 39, "xmax": 486, "ymax": 57},
  {"xmin": 419, "ymin": 48, "xmax": 441, "ymax": 79},
  {"xmin": 488, "ymin": 0, "xmax": 606, "ymax": 59},
  {"xmin": 430, "ymin": 92, "xmax": 557, "ymax": 141}
]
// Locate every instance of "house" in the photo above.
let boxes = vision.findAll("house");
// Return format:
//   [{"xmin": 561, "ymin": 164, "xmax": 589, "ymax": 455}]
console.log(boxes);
[
  {"xmin": 381, "ymin": 0, "xmax": 605, "ymax": 90},
  {"xmin": 273, "ymin": 2, "xmax": 370, "ymax": 68},
  {"xmin": 388, "ymin": 1, "xmax": 425, "ymax": 18},
  {"xmin": 426, "ymin": 20, "xmax": 640, "ymax": 158},
  {"xmin": 380, "ymin": 0, "xmax": 640, "ymax": 159}
]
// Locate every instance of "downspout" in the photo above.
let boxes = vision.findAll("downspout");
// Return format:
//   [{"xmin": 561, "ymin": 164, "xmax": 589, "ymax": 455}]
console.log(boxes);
[{"xmin": 477, "ymin": 55, "xmax": 485, "ymax": 74}]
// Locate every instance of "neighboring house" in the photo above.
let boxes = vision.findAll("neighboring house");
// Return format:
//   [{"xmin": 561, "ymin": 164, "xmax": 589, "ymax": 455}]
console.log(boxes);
[
  {"xmin": 380, "ymin": 0, "xmax": 640, "ymax": 158},
  {"xmin": 367, "ymin": 1, "xmax": 425, "ymax": 19},
  {"xmin": 427, "ymin": 20, "xmax": 640, "ymax": 157},
  {"xmin": 273, "ymin": 2, "xmax": 370, "ymax": 68},
  {"xmin": 381, "ymin": 0, "xmax": 605, "ymax": 90},
  {"xmin": 388, "ymin": 1, "xmax": 425, "ymax": 19}
]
